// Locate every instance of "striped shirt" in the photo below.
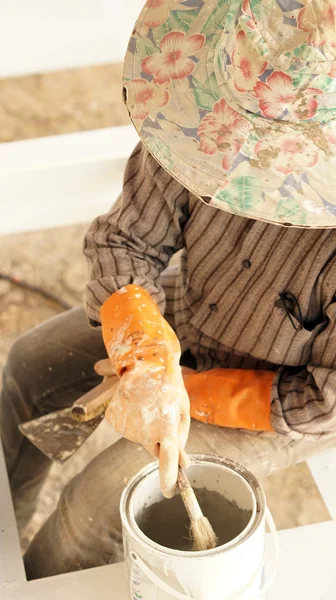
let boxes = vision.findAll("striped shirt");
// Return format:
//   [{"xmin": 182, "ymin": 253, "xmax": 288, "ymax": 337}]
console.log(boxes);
[{"xmin": 84, "ymin": 143, "xmax": 336, "ymax": 440}]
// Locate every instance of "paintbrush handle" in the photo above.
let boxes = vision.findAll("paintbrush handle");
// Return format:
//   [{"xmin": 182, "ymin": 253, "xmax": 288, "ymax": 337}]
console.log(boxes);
[
  {"xmin": 71, "ymin": 376, "xmax": 118, "ymax": 421},
  {"xmin": 177, "ymin": 468, "xmax": 203, "ymax": 522}
]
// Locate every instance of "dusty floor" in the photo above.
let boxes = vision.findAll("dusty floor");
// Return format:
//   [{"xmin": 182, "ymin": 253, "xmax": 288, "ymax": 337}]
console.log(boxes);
[
  {"xmin": 0, "ymin": 65, "xmax": 331, "ymax": 554},
  {"xmin": 0, "ymin": 64, "xmax": 128, "ymax": 142}
]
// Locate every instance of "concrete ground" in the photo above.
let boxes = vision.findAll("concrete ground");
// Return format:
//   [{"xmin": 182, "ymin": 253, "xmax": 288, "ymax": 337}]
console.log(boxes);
[{"xmin": 0, "ymin": 65, "xmax": 331, "ymax": 554}]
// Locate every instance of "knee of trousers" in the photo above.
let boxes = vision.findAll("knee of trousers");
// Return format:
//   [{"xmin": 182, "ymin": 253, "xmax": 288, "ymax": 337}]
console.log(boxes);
[
  {"xmin": 24, "ymin": 482, "xmax": 124, "ymax": 578},
  {"xmin": 35, "ymin": 457, "xmax": 133, "ymax": 573},
  {"xmin": 2, "ymin": 329, "xmax": 44, "ymax": 403},
  {"xmin": 0, "ymin": 331, "xmax": 48, "ymax": 471},
  {"xmin": 48, "ymin": 440, "xmax": 152, "ymax": 567}
]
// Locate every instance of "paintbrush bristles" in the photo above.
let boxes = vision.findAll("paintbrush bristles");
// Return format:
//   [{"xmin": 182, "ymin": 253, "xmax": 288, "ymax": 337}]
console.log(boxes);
[
  {"xmin": 177, "ymin": 467, "xmax": 218, "ymax": 552},
  {"xmin": 191, "ymin": 517, "xmax": 218, "ymax": 551}
]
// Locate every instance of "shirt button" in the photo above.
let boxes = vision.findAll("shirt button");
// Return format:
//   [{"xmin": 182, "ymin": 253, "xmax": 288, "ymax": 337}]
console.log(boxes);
[
  {"xmin": 209, "ymin": 303, "xmax": 218, "ymax": 313},
  {"xmin": 242, "ymin": 259, "xmax": 252, "ymax": 269}
]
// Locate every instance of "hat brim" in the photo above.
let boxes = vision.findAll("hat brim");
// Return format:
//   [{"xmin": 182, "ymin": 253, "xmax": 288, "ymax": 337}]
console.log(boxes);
[{"xmin": 123, "ymin": 0, "xmax": 336, "ymax": 228}]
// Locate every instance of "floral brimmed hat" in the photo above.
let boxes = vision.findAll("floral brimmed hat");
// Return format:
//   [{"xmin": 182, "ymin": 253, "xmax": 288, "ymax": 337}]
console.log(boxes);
[{"xmin": 123, "ymin": 0, "xmax": 336, "ymax": 228}]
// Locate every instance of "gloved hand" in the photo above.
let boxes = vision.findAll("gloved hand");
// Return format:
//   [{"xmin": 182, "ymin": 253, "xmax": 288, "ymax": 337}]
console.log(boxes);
[
  {"xmin": 100, "ymin": 285, "xmax": 190, "ymax": 498},
  {"xmin": 95, "ymin": 360, "xmax": 273, "ymax": 433},
  {"xmin": 183, "ymin": 368, "xmax": 274, "ymax": 431}
]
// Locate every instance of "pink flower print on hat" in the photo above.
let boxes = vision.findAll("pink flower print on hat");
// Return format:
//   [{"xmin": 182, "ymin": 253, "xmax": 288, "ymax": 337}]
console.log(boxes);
[
  {"xmin": 298, "ymin": 1, "xmax": 336, "ymax": 47},
  {"xmin": 241, "ymin": 0, "xmax": 257, "ymax": 30},
  {"xmin": 231, "ymin": 31, "xmax": 267, "ymax": 92},
  {"xmin": 126, "ymin": 79, "xmax": 169, "ymax": 120},
  {"xmin": 255, "ymin": 135, "xmax": 319, "ymax": 175},
  {"xmin": 143, "ymin": 0, "xmax": 194, "ymax": 29},
  {"xmin": 142, "ymin": 31, "xmax": 205, "ymax": 84},
  {"xmin": 328, "ymin": 63, "xmax": 336, "ymax": 78},
  {"xmin": 254, "ymin": 71, "xmax": 322, "ymax": 120},
  {"xmin": 198, "ymin": 98, "xmax": 251, "ymax": 170}
]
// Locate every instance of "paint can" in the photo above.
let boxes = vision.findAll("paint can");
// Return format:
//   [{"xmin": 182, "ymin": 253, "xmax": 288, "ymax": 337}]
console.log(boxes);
[{"xmin": 120, "ymin": 454, "xmax": 278, "ymax": 600}]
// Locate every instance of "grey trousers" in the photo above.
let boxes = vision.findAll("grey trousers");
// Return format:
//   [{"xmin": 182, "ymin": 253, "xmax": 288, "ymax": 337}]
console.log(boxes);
[{"xmin": 1, "ymin": 305, "xmax": 335, "ymax": 580}]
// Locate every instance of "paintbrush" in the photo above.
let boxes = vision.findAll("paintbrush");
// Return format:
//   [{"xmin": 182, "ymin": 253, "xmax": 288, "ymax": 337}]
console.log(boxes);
[{"xmin": 177, "ymin": 467, "xmax": 218, "ymax": 551}]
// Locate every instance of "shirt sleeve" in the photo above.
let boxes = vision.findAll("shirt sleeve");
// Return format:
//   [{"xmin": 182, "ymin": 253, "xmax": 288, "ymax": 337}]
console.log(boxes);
[
  {"xmin": 83, "ymin": 143, "xmax": 189, "ymax": 326},
  {"xmin": 271, "ymin": 300, "xmax": 336, "ymax": 439}
]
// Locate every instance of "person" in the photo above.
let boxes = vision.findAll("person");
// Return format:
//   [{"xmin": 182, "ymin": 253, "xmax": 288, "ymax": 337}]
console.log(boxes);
[{"xmin": 1, "ymin": 0, "xmax": 336, "ymax": 580}]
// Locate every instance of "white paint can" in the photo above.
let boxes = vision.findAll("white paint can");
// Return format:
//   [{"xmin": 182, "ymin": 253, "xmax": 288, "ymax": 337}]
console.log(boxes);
[{"xmin": 120, "ymin": 455, "xmax": 278, "ymax": 600}]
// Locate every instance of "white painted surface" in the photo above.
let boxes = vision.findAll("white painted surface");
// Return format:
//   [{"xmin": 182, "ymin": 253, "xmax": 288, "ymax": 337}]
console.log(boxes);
[
  {"xmin": 0, "ymin": 126, "xmax": 138, "ymax": 174},
  {"xmin": 0, "ymin": 126, "xmax": 139, "ymax": 235},
  {"xmin": 1, "ymin": 562, "xmax": 129, "ymax": 600},
  {"xmin": 264, "ymin": 521, "xmax": 336, "ymax": 600},
  {"xmin": 0, "ymin": 0, "xmax": 144, "ymax": 77},
  {"xmin": 307, "ymin": 448, "xmax": 336, "ymax": 520}
]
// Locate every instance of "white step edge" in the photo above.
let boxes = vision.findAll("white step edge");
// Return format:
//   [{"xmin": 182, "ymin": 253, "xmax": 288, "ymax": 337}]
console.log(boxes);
[
  {"xmin": 0, "ymin": 126, "xmax": 139, "ymax": 235},
  {"xmin": 265, "ymin": 520, "xmax": 336, "ymax": 599},
  {"xmin": 0, "ymin": 126, "xmax": 138, "ymax": 174},
  {"xmin": 307, "ymin": 447, "xmax": 336, "ymax": 520},
  {"xmin": 0, "ymin": 441, "xmax": 26, "ymax": 586}
]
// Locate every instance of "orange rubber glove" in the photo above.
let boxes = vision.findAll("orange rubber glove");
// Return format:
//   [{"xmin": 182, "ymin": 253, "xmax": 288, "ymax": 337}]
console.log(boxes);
[
  {"xmin": 183, "ymin": 369, "xmax": 274, "ymax": 431},
  {"xmin": 100, "ymin": 285, "xmax": 190, "ymax": 498}
]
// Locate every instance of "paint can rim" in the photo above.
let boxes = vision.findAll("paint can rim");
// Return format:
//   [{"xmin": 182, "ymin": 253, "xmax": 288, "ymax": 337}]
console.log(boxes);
[{"xmin": 120, "ymin": 454, "xmax": 266, "ymax": 559}]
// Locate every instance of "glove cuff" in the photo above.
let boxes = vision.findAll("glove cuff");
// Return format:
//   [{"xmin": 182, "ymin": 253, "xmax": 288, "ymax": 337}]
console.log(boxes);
[{"xmin": 184, "ymin": 369, "xmax": 274, "ymax": 431}]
